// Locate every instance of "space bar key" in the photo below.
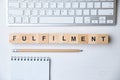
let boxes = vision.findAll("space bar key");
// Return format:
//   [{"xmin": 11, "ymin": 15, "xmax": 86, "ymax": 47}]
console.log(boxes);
[{"xmin": 39, "ymin": 17, "xmax": 74, "ymax": 23}]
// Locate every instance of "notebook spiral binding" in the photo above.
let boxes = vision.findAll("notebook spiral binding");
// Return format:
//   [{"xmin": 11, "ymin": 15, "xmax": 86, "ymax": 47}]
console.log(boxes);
[{"xmin": 11, "ymin": 56, "xmax": 50, "ymax": 61}]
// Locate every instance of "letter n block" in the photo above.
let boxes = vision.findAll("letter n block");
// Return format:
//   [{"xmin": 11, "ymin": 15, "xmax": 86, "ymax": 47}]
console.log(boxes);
[
  {"xmin": 88, "ymin": 34, "xmax": 98, "ymax": 44},
  {"xmin": 78, "ymin": 34, "xmax": 88, "ymax": 44}
]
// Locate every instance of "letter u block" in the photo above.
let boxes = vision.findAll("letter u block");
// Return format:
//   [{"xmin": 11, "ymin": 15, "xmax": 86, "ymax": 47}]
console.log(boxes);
[{"xmin": 19, "ymin": 33, "xmax": 29, "ymax": 44}]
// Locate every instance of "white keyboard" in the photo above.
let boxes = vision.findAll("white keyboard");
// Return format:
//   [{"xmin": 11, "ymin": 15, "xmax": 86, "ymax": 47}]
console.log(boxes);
[{"xmin": 8, "ymin": 0, "xmax": 117, "ymax": 26}]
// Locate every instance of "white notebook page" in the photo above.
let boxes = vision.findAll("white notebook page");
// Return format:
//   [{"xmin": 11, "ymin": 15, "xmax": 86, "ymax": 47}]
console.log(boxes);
[{"xmin": 11, "ymin": 56, "xmax": 50, "ymax": 80}]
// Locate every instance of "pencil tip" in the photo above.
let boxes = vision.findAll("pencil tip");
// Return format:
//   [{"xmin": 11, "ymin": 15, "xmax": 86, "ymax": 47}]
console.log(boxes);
[
  {"xmin": 12, "ymin": 49, "xmax": 16, "ymax": 52},
  {"xmin": 80, "ymin": 50, "xmax": 83, "ymax": 52}
]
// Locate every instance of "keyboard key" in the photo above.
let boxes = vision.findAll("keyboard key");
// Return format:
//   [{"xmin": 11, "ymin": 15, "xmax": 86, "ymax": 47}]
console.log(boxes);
[
  {"xmin": 43, "ymin": 3, "xmax": 49, "ymax": 8},
  {"xmin": 31, "ymin": 10, "xmax": 38, "ymax": 16},
  {"xmin": 35, "ymin": 3, "xmax": 42, "ymax": 8},
  {"xmin": 99, "ymin": 17, "xmax": 106, "ymax": 24},
  {"xmin": 20, "ymin": 3, "xmax": 27, "ymax": 8},
  {"xmin": 87, "ymin": 2, "xmax": 93, "ymax": 8},
  {"xmin": 94, "ymin": 2, "xmax": 101, "ymax": 8},
  {"xmin": 9, "ymin": 17, "xmax": 14, "ymax": 24},
  {"xmin": 54, "ymin": 10, "xmax": 60, "ymax": 15},
  {"xmin": 84, "ymin": 17, "xmax": 90, "ymax": 24},
  {"xmin": 15, "ymin": 17, "xmax": 22, "ymax": 23},
  {"xmin": 9, "ymin": 2, "xmax": 19, "ymax": 8},
  {"xmin": 57, "ymin": 3, "xmax": 64, "ymax": 8},
  {"xmin": 61, "ymin": 10, "xmax": 67, "ymax": 15},
  {"xmin": 72, "ymin": 2, "xmax": 79, "ymax": 8},
  {"xmin": 28, "ymin": 2, "xmax": 34, "ymax": 8},
  {"xmin": 39, "ymin": 10, "xmax": 45, "ymax": 15},
  {"xmin": 9, "ymin": 10, "xmax": 23, "ymax": 15},
  {"xmin": 65, "ymin": 3, "xmax": 71, "ymax": 8},
  {"xmin": 30, "ymin": 17, "xmax": 38, "ymax": 24},
  {"xmin": 92, "ymin": 20, "xmax": 98, "ymax": 24},
  {"xmin": 50, "ymin": 2, "xmax": 56, "ymax": 8},
  {"xmin": 22, "ymin": 17, "xmax": 29, "ymax": 23},
  {"xmin": 75, "ymin": 17, "xmax": 83, "ymax": 23},
  {"xmin": 24, "ymin": 10, "xmax": 31, "ymax": 15},
  {"xmin": 80, "ymin": 2, "xmax": 86, "ymax": 8},
  {"xmin": 98, "ymin": 9, "xmax": 113, "ymax": 15},
  {"xmin": 102, "ymin": 2, "xmax": 114, "ymax": 8},
  {"xmin": 107, "ymin": 20, "xmax": 113, "ymax": 24},
  {"xmin": 39, "ymin": 17, "xmax": 74, "ymax": 23},
  {"xmin": 99, "ymin": 20, "xmax": 106, "ymax": 24},
  {"xmin": 91, "ymin": 9, "xmax": 97, "ymax": 15},
  {"xmin": 46, "ymin": 10, "xmax": 53, "ymax": 15},
  {"xmin": 83, "ymin": 10, "xmax": 89, "ymax": 15},
  {"xmin": 76, "ymin": 10, "xmax": 82, "ymax": 15},
  {"xmin": 99, "ymin": 17, "xmax": 106, "ymax": 20},
  {"xmin": 68, "ymin": 10, "xmax": 75, "ymax": 15}
]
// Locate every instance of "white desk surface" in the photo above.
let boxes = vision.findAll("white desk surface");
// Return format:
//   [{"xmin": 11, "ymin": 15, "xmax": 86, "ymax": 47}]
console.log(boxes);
[{"xmin": 0, "ymin": 0, "xmax": 120, "ymax": 80}]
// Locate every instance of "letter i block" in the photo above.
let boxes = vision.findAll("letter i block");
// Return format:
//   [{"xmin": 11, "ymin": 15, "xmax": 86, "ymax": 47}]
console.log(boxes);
[
  {"xmin": 38, "ymin": 33, "xmax": 49, "ymax": 44},
  {"xmin": 9, "ymin": 33, "xmax": 20, "ymax": 43},
  {"xmin": 49, "ymin": 34, "xmax": 59, "ymax": 43}
]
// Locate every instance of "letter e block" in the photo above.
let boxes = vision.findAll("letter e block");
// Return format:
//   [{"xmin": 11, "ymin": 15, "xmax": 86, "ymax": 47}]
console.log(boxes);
[{"xmin": 78, "ymin": 34, "xmax": 88, "ymax": 44}]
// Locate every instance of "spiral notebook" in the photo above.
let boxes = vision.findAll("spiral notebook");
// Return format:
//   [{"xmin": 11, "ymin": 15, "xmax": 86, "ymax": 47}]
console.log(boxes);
[{"xmin": 11, "ymin": 56, "xmax": 50, "ymax": 80}]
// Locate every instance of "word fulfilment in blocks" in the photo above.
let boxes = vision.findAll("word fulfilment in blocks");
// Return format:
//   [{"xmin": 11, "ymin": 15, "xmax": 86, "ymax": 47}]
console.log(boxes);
[{"xmin": 9, "ymin": 33, "xmax": 109, "ymax": 44}]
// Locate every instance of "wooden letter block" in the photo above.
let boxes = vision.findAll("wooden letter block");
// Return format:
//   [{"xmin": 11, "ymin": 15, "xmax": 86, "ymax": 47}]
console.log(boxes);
[
  {"xmin": 28, "ymin": 34, "xmax": 39, "ymax": 43},
  {"xmin": 69, "ymin": 34, "xmax": 79, "ymax": 44},
  {"xmin": 59, "ymin": 34, "xmax": 69, "ymax": 44},
  {"xmin": 88, "ymin": 34, "xmax": 99, "ymax": 44},
  {"xmin": 78, "ymin": 34, "xmax": 88, "ymax": 44},
  {"xmin": 97, "ymin": 34, "xmax": 109, "ymax": 44},
  {"xmin": 38, "ymin": 33, "xmax": 49, "ymax": 44},
  {"xmin": 9, "ymin": 33, "xmax": 20, "ymax": 43},
  {"xmin": 49, "ymin": 34, "xmax": 59, "ymax": 43},
  {"xmin": 19, "ymin": 34, "xmax": 29, "ymax": 44}
]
